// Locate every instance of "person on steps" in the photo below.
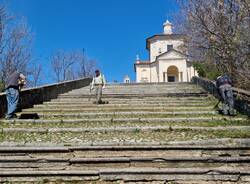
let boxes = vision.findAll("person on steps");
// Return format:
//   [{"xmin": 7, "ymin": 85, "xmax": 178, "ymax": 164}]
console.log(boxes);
[
  {"xmin": 5, "ymin": 70, "xmax": 26, "ymax": 119},
  {"xmin": 91, "ymin": 69, "xmax": 106, "ymax": 104},
  {"xmin": 216, "ymin": 74, "xmax": 236, "ymax": 116}
]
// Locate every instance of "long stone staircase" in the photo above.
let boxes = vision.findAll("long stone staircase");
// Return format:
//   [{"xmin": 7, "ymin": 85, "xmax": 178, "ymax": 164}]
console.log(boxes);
[{"xmin": 0, "ymin": 83, "xmax": 250, "ymax": 183}]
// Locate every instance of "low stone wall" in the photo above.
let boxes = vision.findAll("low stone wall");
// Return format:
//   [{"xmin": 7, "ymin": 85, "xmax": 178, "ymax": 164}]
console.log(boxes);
[
  {"xmin": 192, "ymin": 76, "xmax": 250, "ymax": 117},
  {"xmin": 0, "ymin": 78, "xmax": 92, "ymax": 118}
]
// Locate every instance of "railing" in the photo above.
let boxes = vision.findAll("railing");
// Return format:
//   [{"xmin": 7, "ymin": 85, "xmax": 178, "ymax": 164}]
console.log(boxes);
[
  {"xmin": 192, "ymin": 76, "xmax": 250, "ymax": 117},
  {"xmin": 0, "ymin": 78, "xmax": 92, "ymax": 118}
]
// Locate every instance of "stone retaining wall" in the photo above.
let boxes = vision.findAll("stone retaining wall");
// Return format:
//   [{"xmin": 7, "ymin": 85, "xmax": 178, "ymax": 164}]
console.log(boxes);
[
  {"xmin": 192, "ymin": 76, "xmax": 250, "ymax": 117},
  {"xmin": 0, "ymin": 78, "xmax": 92, "ymax": 118}
]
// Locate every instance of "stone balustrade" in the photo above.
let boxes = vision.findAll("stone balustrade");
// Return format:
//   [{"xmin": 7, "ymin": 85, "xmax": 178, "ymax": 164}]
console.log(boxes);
[
  {"xmin": 192, "ymin": 76, "xmax": 250, "ymax": 117},
  {"xmin": 0, "ymin": 78, "xmax": 92, "ymax": 118}
]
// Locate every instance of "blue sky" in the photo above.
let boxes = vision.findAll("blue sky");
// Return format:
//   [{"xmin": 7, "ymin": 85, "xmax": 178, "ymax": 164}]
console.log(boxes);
[{"xmin": 8, "ymin": 0, "xmax": 179, "ymax": 83}]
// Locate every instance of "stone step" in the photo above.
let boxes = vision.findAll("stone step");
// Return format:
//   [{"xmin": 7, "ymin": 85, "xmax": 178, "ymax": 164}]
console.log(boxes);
[
  {"xmin": 52, "ymin": 99, "xmax": 213, "ymax": 104},
  {"xmin": 21, "ymin": 111, "xmax": 218, "ymax": 118},
  {"xmin": 1, "ymin": 126, "xmax": 250, "ymax": 133},
  {"xmin": 33, "ymin": 104, "xmax": 216, "ymax": 110},
  {"xmin": 72, "ymin": 84, "xmax": 201, "ymax": 89},
  {"xmin": 0, "ymin": 168, "xmax": 249, "ymax": 183},
  {"xmin": 0, "ymin": 125, "xmax": 249, "ymax": 145},
  {"xmin": 55, "ymin": 96, "xmax": 212, "ymax": 102},
  {"xmin": 69, "ymin": 86, "xmax": 203, "ymax": 90},
  {"xmin": 0, "ymin": 156, "xmax": 249, "ymax": 171},
  {"xmin": 54, "ymin": 93, "xmax": 209, "ymax": 98},
  {"xmin": 22, "ymin": 107, "xmax": 215, "ymax": 113},
  {"xmin": 1, "ymin": 118, "xmax": 247, "ymax": 129},
  {"xmin": 2, "ymin": 117, "xmax": 245, "ymax": 124},
  {"xmin": 67, "ymin": 90, "xmax": 206, "ymax": 95},
  {"xmin": 57, "ymin": 96, "xmax": 211, "ymax": 100},
  {"xmin": 1, "ymin": 144, "xmax": 250, "ymax": 151},
  {"xmin": 42, "ymin": 101, "xmax": 214, "ymax": 107},
  {"xmin": 69, "ymin": 92, "xmax": 207, "ymax": 96},
  {"xmin": 41, "ymin": 105, "xmax": 215, "ymax": 111},
  {"xmin": 1, "ymin": 156, "xmax": 249, "ymax": 165},
  {"xmin": 30, "ymin": 113, "xmax": 219, "ymax": 119},
  {"xmin": 65, "ymin": 90, "xmax": 206, "ymax": 95}
]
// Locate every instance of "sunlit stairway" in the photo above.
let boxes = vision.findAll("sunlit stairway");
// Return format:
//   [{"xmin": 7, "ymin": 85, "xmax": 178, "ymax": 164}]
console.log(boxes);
[{"xmin": 0, "ymin": 82, "xmax": 249, "ymax": 183}]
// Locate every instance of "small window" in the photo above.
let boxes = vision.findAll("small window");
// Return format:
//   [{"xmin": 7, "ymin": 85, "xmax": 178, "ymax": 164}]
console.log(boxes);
[{"xmin": 167, "ymin": 45, "xmax": 173, "ymax": 51}]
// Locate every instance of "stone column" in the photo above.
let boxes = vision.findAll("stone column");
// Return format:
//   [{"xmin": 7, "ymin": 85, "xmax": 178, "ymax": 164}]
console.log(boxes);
[{"xmin": 178, "ymin": 72, "xmax": 180, "ymax": 82}]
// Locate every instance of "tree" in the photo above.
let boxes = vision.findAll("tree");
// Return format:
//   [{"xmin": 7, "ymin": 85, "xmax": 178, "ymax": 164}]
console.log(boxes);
[
  {"xmin": 50, "ymin": 49, "xmax": 96, "ymax": 82},
  {"xmin": 77, "ymin": 49, "xmax": 96, "ymax": 78},
  {"xmin": 177, "ymin": 0, "xmax": 250, "ymax": 89},
  {"xmin": 28, "ymin": 63, "xmax": 42, "ymax": 87},
  {"xmin": 0, "ymin": 5, "xmax": 33, "ymax": 82}
]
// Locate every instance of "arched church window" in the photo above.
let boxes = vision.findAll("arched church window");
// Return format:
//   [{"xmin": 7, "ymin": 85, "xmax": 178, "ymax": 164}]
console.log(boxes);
[{"xmin": 141, "ymin": 69, "xmax": 148, "ymax": 82}]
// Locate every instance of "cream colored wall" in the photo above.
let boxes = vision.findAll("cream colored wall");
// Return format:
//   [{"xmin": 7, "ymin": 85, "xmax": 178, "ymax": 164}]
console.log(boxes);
[
  {"xmin": 135, "ymin": 60, "xmax": 197, "ymax": 83},
  {"xmin": 149, "ymin": 39, "xmax": 184, "ymax": 62},
  {"xmin": 186, "ymin": 65, "xmax": 198, "ymax": 82},
  {"xmin": 158, "ymin": 59, "xmax": 188, "ymax": 82},
  {"xmin": 135, "ymin": 65, "xmax": 151, "ymax": 83},
  {"xmin": 150, "ymin": 63, "xmax": 158, "ymax": 82}
]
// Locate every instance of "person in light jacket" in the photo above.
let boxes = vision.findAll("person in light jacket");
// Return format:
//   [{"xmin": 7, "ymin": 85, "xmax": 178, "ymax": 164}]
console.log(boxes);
[{"xmin": 91, "ymin": 70, "xmax": 106, "ymax": 104}]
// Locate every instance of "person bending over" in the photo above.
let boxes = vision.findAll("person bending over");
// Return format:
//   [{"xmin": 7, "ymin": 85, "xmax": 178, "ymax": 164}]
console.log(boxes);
[
  {"xmin": 216, "ymin": 74, "xmax": 236, "ymax": 116},
  {"xmin": 5, "ymin": 70, "xmax": 26, "ymax": 119}
]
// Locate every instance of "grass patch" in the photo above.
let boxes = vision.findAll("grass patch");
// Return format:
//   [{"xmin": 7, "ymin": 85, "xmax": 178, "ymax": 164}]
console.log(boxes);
[
  {"xmin": 0, "ymin": 120, "xmax": 249, "ymax": 129},
  {"xmin": 1, "ymin": 128, "xmax": 250, "ymax": 144}
]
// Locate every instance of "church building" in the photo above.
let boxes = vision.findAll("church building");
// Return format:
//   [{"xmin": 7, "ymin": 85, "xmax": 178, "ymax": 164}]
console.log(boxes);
[{"xmin": 134, "ymin": 20, "xmax": 198, "ymax": 83}]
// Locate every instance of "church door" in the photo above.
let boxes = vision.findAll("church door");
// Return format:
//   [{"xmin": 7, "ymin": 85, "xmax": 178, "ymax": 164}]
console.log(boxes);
[{"xmin": 167, "ymin": 66, "xmax": 179, "ymax": 82}]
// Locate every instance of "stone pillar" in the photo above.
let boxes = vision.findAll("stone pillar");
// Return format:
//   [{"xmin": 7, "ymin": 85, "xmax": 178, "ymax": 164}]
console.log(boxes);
[{"xmin": 179, "ymin": 72, "xmax": 183, "ymax": 82}]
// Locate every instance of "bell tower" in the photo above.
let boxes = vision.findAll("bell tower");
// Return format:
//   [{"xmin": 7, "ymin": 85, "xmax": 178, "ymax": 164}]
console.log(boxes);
[{"xmin": 163, "ymin": 20, "xmax": 172, "ymax": 34}]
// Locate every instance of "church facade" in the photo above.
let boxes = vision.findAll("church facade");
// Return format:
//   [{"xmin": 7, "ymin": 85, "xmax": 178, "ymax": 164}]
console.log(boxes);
[{"xmin": 134, "ymin": 20, "xmax": 198, "ymax": 83}]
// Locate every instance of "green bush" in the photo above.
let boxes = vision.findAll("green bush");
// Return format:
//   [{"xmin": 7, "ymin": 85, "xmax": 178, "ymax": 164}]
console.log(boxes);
[
  {"xmin": 0, "ymin": 81, "xmax": 5, "ymax": 92},
  {"xmin": 193, "ymin": 62, "xmax": 222, "ymax": 80}
]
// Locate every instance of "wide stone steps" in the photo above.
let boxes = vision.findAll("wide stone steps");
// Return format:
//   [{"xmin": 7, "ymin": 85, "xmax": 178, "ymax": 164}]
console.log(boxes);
[
  {"xmin": 0, "ymin": 145, "xmax": 250, "ymax": 182},
  {"xmin": 1, "ymin": 83, "xmax": 249, "ymax": 183},
  {"xmin": 0, "ymin": 123, "xmax": 249, "ymax": 147},
  {"xmin": 63, "ymin": 84, "xmax": 208, "ymax": 97}
]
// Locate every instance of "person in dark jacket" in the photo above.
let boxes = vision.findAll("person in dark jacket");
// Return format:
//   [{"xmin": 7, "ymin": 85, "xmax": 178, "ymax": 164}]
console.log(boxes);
[
  {"xmin": 5, "ymin": 71, "xmax": 26, "ymax": 119},
  {"xmin": 216, "ymin": 74, "xmax": 236, "ymax": 116}
]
